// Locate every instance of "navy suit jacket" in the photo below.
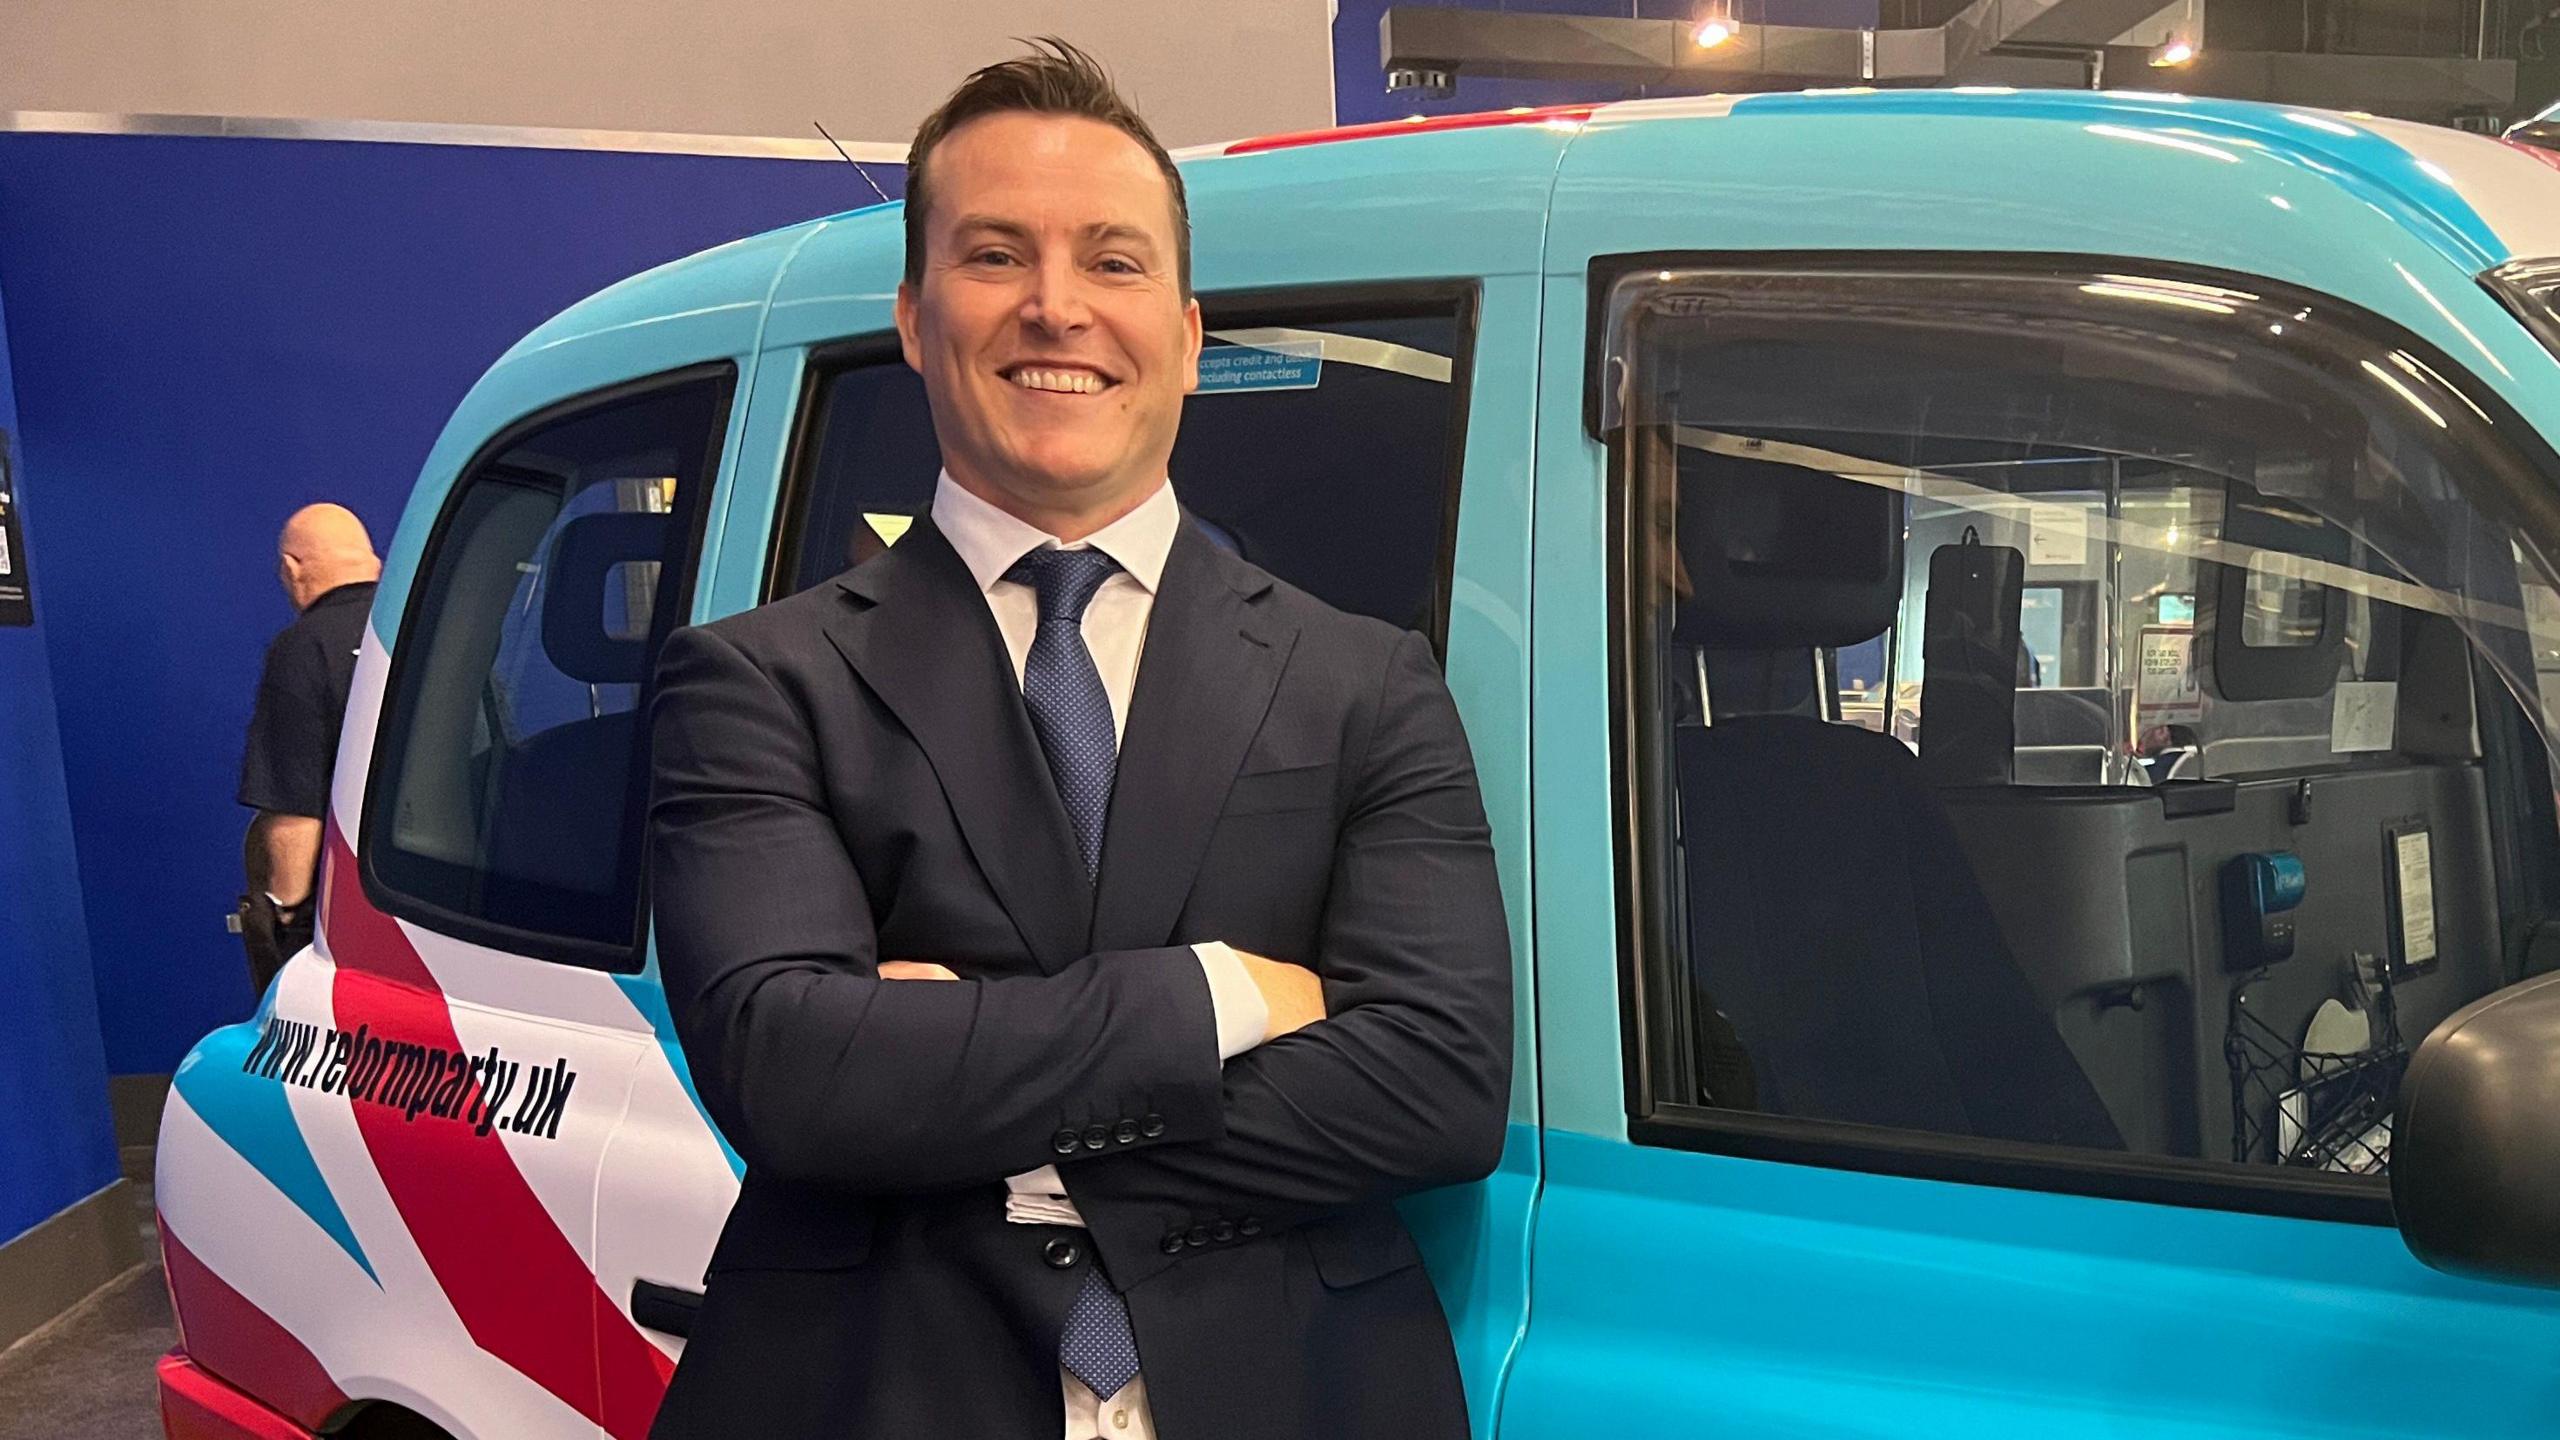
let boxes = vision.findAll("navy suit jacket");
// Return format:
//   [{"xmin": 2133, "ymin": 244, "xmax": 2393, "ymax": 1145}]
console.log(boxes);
[{"xmin": 644, "ymin": 515, "xmax": 1512, "ymax": 1438}]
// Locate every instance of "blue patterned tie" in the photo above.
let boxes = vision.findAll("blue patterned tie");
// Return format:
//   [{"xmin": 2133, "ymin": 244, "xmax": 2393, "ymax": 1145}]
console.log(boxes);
[
  {"xmin": 1004, "ymin": 546, "xmax": 1142, "ymax": 1401},
  {"xmin": 1005, "ymin": 547, "xmax": 1123, "ymax": 876}
]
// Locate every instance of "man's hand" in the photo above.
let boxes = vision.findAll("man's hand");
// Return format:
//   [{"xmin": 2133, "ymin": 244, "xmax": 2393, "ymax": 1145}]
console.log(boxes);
[
  {"xmin": 879, "ymin": 961, "xmax": 959, "ymax": 981},
  {"xmin": 1234, "ymin": 951, "xmax": 1326, "ymax": 1038}
]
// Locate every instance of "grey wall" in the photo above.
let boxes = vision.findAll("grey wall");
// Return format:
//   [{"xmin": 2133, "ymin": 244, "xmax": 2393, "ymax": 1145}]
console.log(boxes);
[{"xmin": 7, "ymin": 0, "xmax": 1336, "ymax": 150}]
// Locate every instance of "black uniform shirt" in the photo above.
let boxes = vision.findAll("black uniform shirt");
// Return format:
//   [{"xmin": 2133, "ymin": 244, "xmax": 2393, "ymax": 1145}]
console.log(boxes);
[{"xmin": 237, "ymin": 581, "xmax": 377, "ymax": 819}]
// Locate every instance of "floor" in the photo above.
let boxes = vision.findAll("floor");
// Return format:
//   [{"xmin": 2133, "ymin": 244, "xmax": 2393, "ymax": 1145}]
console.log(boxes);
[{"xmin": 0, "ymin": 1179, "xmax": 172, "ymax": 1440}]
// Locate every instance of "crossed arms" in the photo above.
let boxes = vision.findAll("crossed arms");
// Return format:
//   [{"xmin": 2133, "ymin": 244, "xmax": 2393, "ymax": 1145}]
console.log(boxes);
[{"xmin": 647, "ymin": 621, "xmax": 1512, "ymax": 1281}]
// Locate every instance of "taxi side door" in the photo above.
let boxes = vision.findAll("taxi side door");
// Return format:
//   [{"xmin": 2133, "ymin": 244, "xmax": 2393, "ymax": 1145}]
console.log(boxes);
[{"xmin": 1507, "ymin": 101, "xmax": 2560, "ymax": 1439}]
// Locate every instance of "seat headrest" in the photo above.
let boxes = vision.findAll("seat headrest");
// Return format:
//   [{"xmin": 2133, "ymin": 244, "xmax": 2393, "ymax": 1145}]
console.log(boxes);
[
  {"xmin": 1673, "ymin": 451, "xmax": 1903, "ymax": 649},
  {"xmin": 543, "ymin": 511, "xmax": 669, "ymax": 685}
]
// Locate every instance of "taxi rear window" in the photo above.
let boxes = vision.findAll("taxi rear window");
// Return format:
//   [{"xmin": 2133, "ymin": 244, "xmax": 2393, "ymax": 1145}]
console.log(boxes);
[
  {"xmin": 770, "ymin": 290, "xmax": 1477, "ymax": 646},
  {"xmin": 364, "ymin": 366, "xmax": 731, "ymax": 968}
]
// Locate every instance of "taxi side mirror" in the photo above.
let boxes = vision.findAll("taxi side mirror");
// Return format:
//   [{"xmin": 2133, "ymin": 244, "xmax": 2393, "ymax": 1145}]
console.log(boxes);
[{"xmin": 2393, "ymin": 970, "xmax": 2560, "ymax": 1288}]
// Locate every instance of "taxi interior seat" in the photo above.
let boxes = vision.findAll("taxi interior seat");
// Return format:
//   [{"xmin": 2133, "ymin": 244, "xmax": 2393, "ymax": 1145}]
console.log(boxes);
[
  {"xmin": 478, "ymin": 511, "xmax": 664, "ymax": 934},
  {"xmin": 1668, "ymin": 455, "xmax": 2123, "ymax": 1148}
]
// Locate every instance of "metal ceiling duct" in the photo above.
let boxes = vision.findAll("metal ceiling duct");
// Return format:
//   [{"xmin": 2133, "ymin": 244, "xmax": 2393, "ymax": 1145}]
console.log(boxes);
[{"xmin": 1378, "ymin": 5, "xmax": 2516, "ymax": 122}]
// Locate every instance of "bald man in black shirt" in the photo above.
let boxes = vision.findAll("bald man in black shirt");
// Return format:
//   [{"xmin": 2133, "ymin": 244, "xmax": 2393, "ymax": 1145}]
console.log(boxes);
[{"xmin": 236, "ymin": 503, "xmax": 379, "ymax": 994}]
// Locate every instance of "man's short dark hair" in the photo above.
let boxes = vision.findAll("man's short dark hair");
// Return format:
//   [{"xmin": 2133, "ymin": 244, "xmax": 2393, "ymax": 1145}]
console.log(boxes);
[{"xmin": 904, "ymin": 37, "xmax": 1192, "ymax": 298}]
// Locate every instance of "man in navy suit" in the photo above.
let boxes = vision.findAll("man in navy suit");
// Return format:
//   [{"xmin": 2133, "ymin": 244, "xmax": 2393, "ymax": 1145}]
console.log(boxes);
[{"xmin": 646, "ymin": 39, "xmax": 1512, "ymax": 1440}]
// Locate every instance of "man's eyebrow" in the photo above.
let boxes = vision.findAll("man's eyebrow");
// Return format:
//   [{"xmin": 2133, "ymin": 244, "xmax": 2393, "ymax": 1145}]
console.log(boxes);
[
  {"xmin": 946, "ymin": 215, "xmax": 1159, "ymax": 251},
  {"xmin": 949, "ymin": 214, "xmax": 1034, "ymax": 242},
  {"xmin": 1077, "ymin": 222, "xmax": 1158, "ymax": 249}
]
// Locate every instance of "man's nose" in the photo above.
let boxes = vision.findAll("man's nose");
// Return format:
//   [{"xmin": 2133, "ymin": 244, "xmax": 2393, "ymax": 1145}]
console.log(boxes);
[{"xmin": 1017, "ymin": 254, "xmax": 1092, "ymax": 335}]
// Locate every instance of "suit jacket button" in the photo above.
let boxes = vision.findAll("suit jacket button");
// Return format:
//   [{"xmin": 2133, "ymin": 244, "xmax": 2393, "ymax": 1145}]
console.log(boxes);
[
  {"xmin": 1052, "ymin": 1128, "xmax": 1081, "ymax": 1155},
  {"xmin": 1211, "ymin": 1221, "xmax": 1237, "ymax": 1244},
  {"xmin": 1082, "ymin": 1124, "xmax": 1111, "ymax": 1150},
  {"xmin": 1159, "ymin": 1233, "xmax": 1185, "ymax": 1255},
  {"xmin": 1239, "ymin": 1217, "xmax": 1264, "ymax": 1238},
  {"xmin": 1044, "ymin": 1238, "xmax": 1082, "ymax": 1269},
  {"xmin": 1114, "ymin": 1120, "xmax": 1141, "ymax": 1145},
  {"xmin": 1140, "ymin": 1113, "xmax": 1166, "ymax": 1138},
  {"xmin": 1185, "ymin": 1225, "xmax": 1211, "ymax": 1248}
]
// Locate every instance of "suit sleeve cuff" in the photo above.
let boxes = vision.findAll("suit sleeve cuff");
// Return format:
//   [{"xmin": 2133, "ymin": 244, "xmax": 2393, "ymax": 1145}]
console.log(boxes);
[{"xmin": 1192, "ymin": 941, "xmax": 1269, "ymax": 1062}]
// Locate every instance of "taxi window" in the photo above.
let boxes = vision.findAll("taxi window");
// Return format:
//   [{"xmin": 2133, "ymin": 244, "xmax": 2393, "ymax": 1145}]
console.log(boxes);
[
  {"xmin": 770, "ymin": 291, "xmax": 1475, "ymax": 642},
  {"xmin": 1602, "ymin": 260, "xmax": 2560, "ymax": 1215},
  {"xmin": 363, "ymin": 366, "xmax": 731, "ymax": 968}
]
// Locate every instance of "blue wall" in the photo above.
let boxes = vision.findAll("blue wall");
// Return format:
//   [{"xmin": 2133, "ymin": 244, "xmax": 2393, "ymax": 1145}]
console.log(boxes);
[
  {"xmin": 0, "ymin": 134, "xmax": 886, "ymax": 1075},
  {"xmin": 0, "ymin": 259, "xmax": 120, "ymax": 1245},
  {"xmin": 3, "ymin": 1, "xmax": 1897, "ymax": 1080},
  {"xmin": 1331, "ymin": 0, "xmax": 1885, "ymax": 124}
]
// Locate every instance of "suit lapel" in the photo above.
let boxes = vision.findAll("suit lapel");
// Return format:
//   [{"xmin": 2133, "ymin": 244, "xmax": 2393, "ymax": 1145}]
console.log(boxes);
[
  {"xmin": 822, "ymin": 521, "xmax": 1093, "ymax": 972},
  {"xmin": 1091, "ymin": 522, "xmax": 1297, "ymax": 952}
]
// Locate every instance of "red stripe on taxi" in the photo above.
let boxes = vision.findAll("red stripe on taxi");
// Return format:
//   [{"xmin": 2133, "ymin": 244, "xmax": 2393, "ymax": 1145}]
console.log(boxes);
[
  {"xmin": 322, "ymin": 824, "xmax": 676, "ymax": 1438},
  {"xmin": 159, "ymin": 1226, "xmax": 349, "ymax": 1431},
  {"xmin": 1223, "ymin": 105, "xmax": 1596, "ymax": 155}
]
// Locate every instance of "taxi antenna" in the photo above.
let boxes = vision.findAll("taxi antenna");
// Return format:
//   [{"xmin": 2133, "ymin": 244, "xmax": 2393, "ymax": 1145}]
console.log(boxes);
[{"xmin": 814, "ymin": 121, "xmax": 893, "ymax": 207}]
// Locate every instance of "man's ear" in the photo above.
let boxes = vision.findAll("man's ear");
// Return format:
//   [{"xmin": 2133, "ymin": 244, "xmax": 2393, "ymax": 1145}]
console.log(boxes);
[
  {"xmin": 1180, "ymin": 297, "xmax": 1203, "ymax": 395},
  {"xmin": 895, "ymin": 281, "xmax": 924, "ymax": 374}
]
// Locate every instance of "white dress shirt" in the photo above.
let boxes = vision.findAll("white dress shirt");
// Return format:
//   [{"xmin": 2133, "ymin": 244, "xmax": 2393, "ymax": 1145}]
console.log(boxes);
[{"xmin": 929, "ymin": 472, "xmax": 1268, "ymax": 1440}]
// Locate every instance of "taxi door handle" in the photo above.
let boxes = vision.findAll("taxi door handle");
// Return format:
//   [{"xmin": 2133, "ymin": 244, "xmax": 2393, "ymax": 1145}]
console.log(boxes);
[{"xmin": 631, "ymin": 1279, "xmax": 703, "ymax": 1338}]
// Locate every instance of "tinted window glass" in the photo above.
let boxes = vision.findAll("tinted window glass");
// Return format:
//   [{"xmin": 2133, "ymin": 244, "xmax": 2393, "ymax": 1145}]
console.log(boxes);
[
  {"xmin": 365, "ymin": 369, "xmax": 730, "ymax": 964},
  {"xmin": 778, "ymin": 304, "xmax": 1471, "ymax": 637},
  {"xmin": 1607, "ymin": 263, "xmax": 2560, "ymax": 1195}
]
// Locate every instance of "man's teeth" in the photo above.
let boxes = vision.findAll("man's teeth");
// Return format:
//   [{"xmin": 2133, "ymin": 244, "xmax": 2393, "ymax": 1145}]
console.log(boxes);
[{"xmin": 1011, "ymin": 369, "xmax": 1103, "ymax": 394}]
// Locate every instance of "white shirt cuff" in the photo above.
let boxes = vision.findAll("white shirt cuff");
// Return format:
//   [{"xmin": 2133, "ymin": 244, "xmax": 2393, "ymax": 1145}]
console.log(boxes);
[
  {"xmin": 1003, "ymin": 1167, "xmax": 1083, "ymax": 1226},
  {"xmin": 1009, "ymin": 1167, "xmax": 1066, "ymax": 1197},
  {"xmin": 1192, "ymin": 940, "xmax": 1269, "ymax": 1062}
]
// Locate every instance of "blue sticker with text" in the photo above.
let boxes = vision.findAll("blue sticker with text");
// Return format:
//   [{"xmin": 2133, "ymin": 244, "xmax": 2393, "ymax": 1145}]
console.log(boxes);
[{"xmin": 1197, "ymin": 345, "xmax": 1321, "ymax": 394}]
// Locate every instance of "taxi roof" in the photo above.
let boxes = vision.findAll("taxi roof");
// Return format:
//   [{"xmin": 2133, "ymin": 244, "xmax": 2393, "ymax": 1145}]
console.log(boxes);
[{"xmin": 503, "ymin": 88, "xmax": 2557, "ymax": 375}]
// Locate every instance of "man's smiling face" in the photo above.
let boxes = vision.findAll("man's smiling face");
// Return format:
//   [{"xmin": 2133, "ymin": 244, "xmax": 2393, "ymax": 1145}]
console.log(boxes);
[{"xmin": 896, "ymin": 110, "xmax": 1202, "ymax": 538}]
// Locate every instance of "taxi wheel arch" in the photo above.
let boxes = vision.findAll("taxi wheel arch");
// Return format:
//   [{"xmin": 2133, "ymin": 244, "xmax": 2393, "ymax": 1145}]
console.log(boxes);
[{"xmin": 325, "ymin": 1401, "xmax": 454, "ymax": 1440}]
